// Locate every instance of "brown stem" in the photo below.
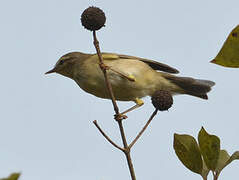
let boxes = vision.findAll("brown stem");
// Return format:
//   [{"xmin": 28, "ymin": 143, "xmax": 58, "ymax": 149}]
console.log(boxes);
[
  {"xmin": 213, "ymin": 172, "xmax": 219, "ymax": 180},
  {"xmin": 93, "ymin": 120, "xmax": 124, "ymax": 151},
  {"xmin": 92, "ymin": 31, "xmax": 136, "ymax": 180},
  {"xmin": 129, "ymin": 109, "xmax": 158, "ymax": 149},
  {"xmin": 118, "ymin": 120, "xmax": 137, "ymax": 180},
  {"xmin": 93, "ymin": 31, "xmax": 120, "ymax": 115}
]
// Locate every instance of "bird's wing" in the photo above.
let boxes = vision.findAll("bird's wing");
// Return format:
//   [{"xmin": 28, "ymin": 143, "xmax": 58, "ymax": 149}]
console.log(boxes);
[{"xmin": 101, "ymin": 53, "xmax": 179, "ymax": 74}]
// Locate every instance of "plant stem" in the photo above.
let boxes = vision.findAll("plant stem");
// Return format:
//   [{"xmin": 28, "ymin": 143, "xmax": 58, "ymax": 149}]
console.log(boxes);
[
  {"xmin": 92, "ymin": 30, "xmax": 136, "ymax": 180},
  {"xmin": 93, "ymin": 120, "xmax": 124, "ymax": 151},
  {"xmin": 129, "ymin": 109, "xmax": 158, "ymax": 148},
  {"xmin": 93, "ymin": 31, "xmax": 120, "ymax": 115},
  {"xmin": 213, "ymin": 171, "xmax": 219, "ymax": 180},
  {"xmin": 118, "ymin": 120, "xmax": 136, "ymax": 180}
]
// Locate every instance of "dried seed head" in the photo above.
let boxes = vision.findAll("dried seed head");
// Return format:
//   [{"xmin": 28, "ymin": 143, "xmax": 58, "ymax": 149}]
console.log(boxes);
[
  {"xmin": 81, "ymin": 6, "xmax": 106, "ymax": 31},
  {"xmin": 151, "ymin": 90, "xmax": 173, "ymax": 111}
]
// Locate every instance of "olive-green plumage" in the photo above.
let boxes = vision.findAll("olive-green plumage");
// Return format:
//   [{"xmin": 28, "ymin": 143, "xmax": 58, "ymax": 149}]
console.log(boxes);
[{"xmin": 46, "ymin": 52, "xmax": 215, "ymax": 103}]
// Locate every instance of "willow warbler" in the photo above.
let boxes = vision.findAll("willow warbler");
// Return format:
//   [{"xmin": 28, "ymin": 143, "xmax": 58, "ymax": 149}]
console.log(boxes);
[{"xmin": 46, "ymin": 52, "xmax": 215, "ymax": 108}]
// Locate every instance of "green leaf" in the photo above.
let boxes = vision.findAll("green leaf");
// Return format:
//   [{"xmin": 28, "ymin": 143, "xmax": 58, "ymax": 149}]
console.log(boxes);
[
  {"xmin": 223, "ymin": 151, "xmax": 239, "ymax": 169},
  {"xmin": 174, "ymin": 133, "xmax": 203, "ymax": 174},
  {"xmin": 0, "ymin": 173, "xmax": 21, "ymax": 180},
  {"xmin": 201, "ymin": 159, "xmax": 210, "ymax": 180},
  {"xmin": 215, "ymin": 150, "xmax": 230, "ymax": 174},
  {"xmin": 198, "ymin": 127, "xmax": 220, "ymax": 171},
  {"xmin": 211, "ymin": 25, "xmax": 239, "ymax": 67}
]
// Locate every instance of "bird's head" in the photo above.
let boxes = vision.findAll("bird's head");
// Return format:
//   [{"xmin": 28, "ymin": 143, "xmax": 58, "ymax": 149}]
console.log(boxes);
[{"xmin": 45, "ymin": 52, "xmax": 90, "ymax": 78}]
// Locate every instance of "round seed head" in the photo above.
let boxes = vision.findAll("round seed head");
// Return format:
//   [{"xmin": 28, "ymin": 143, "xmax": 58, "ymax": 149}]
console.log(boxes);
[
  {"xmin": 151, "ymin": 90, "xmax": 173, "ymax": 111},
  {"xmin": 81, "ymin": 6, "xmax": 106, "ymax": 31}
]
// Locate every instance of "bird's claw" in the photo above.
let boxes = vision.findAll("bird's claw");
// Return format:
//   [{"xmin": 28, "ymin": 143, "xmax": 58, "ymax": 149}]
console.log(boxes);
[
  {"xmin": 99, "ymin": 62, "xmax": 110, "ymax": 70},
  {"xmin": 114, "ymin": 113, "xmax": 128, "ymax": 121}
]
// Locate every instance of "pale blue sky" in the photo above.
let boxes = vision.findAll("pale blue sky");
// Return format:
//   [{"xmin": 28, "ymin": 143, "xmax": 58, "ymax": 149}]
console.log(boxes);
[{"xmin": 0, "ymin": 0, "xmax": 238, "ymax": 180}]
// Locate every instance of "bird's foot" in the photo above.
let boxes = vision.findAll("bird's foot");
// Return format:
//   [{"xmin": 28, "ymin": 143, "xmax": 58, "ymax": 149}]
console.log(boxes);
[
  {"xmin": 114, "ymin": 113, "xmax": 128, "ymax": 121},
  {"xmin": 135, "ymin": 98, "xmax": 144, "ymax": 106},
  {"xmin": 99, "ymin": 62, "xmax": 110, "ymax": 71}
]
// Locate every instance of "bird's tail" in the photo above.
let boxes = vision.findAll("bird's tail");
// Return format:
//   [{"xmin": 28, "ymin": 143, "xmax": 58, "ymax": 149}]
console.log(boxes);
[{"xmin": 163, "ymin": 75, "xmax": 215, "ymax": 99}]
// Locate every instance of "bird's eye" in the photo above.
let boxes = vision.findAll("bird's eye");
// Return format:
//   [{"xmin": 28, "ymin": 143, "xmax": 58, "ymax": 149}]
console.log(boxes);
[{"xmin": 58, "ymin": 60, "xmax": 64, "ymax": 65}]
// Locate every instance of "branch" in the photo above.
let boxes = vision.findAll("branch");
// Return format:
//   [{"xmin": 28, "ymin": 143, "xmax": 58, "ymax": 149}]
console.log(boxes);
[
  {"xmin": 92, "ymin": 30, "xmax": 136, "ymax": 180},
  {"xmin": 93, "ymin": 31, "xmax": 120, "ymax": 116},
  {"xmin": 93, "ymin": 120, "xmax": 124, "ymax": 151},
  {"xmin": 129, "ymin": 109, "xmax": 158, "ymax": 149},
  {"xmin": 117, "ymin": 120, "xmax": 137, "ymax": 180},
  {"xmin": 213, "ymin": 171, "xmax": 219, "ymax": 180}
]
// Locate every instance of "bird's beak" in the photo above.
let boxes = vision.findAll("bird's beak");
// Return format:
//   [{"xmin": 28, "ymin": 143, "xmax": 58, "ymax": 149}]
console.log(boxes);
[{"xmin": 45, "ymin": 67, "xmax": 56, "ymax": 74}]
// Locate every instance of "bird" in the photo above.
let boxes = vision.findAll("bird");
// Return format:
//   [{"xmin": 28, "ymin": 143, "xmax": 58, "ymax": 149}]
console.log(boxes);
[{"xmin": 46, "ymin": 52, "xmax": 215, "ymax": 113}]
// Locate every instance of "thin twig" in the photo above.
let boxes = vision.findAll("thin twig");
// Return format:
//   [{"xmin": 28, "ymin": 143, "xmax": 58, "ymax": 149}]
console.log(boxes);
[
  {"xmin": 118, "ymin": 120, "xmax": 137, "ymax": 180},
  {"xmin": 213, "ymin": 171, "xmax": 219, "ymax": 180},
  {"xmin": 93, "ymin": 120, "xmax": 124, "ymax": 151},
  {"xmin": 129, "ymin": 109, "xmax": 158, "ymax": 149},
  {"xmin": 92, "ymin": 30, "xmax": 137, "ymax": 180},
  {"xmin": 93, "ymin": 31, "xmax": 120, "ymax": 116}
]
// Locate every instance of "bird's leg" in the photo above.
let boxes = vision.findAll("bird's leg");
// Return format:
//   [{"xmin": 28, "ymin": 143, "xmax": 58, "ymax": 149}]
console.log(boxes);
[
  {"xmin": 114, "ymin": 98, "xmax": 144, "ymax": 121},
  {"xmin": 121, "ymin": 98, "xmax": 144, "ymax": 115}
]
